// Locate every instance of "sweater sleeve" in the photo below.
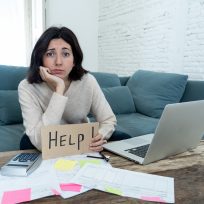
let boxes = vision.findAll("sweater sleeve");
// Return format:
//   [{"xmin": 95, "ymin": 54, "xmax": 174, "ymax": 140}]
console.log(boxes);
[
  {"xmin": 18, "ymin": 81, "xmax": 68, "ymax": 150},
  {"xmin": 90, "ymin": 76, "xmax": 117, "ymax": 140}
]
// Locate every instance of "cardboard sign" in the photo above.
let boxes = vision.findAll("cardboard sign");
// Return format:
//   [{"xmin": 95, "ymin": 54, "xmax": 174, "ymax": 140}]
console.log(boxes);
[{"xmin": 41, "ymin": 122, "xmax": 99, "ymax": 160}]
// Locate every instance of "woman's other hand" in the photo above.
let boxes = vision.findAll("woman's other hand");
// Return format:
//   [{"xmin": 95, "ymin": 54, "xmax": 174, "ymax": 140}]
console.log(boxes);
[
  {"xmin": 39, "ymin": 66, "xmax": 65, "ymax": 95},
  {"xmin": 89, "ymin": 134, "xmax": 107, "ymax": 152}
]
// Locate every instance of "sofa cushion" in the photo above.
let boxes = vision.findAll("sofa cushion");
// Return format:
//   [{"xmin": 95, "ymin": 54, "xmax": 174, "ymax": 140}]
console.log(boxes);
[
  {"xmin": 0, "ymin": 65, "xmax": 27, "ymax": 90},
  {"xmin": 116, "ymin": 113, "xmax": 159, "ymax": 137},
  {"xmin": 91, "ymin": 72, "xmax": 121, "ymax": 88},
  {"xmin": 127, "ymin": 70, "xmax": 188, "ymax": 118},
  {"xmin": 102, "ymin": 86, "xmax": 136, "ymax": 114},
  {"xmin": 0, "ymin": 90, "xmax": 23, "ymax": 125}
]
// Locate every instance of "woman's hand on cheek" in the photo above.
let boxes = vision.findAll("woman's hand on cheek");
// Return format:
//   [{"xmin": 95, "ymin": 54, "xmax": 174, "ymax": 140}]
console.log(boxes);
[
  {"xmin": 39, "ymin": 66, "xmax": 65, "ymax": 95},
  {"xmin": 39, "ymin": 66, "xmax": 51, "ymax": 81},
  {"xmin": 89, "ymin": 134, "xmax": 107, "ymax": 152}
]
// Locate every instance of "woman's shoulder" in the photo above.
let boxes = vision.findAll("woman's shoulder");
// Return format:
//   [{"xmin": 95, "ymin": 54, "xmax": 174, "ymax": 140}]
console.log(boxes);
[
  {"xmin": 82, "ymin": 72, "xmax": 97, "ymax": 84},
  {"xmin": 18, "ymin": 79, "xmax": 43, "ymax": 92},
  {"xmin": 18, "ymin": 79, "xmax": 30, "ymax": 89},
  {"xmin": 78, "ymin": 73, "xmax": 101, "ymax": 92},
  {"xmin": 73, "ymin": 73, "xmax": 99, "ymax": 91}
]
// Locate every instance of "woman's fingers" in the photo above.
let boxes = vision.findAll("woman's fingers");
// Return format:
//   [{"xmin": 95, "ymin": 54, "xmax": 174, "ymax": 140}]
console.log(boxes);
[
  {"xmin": 89, "ymin": 145, "xmax": 103, "ymax": 152},
  {"xmin": 91, "ymin": 134, "xmax": 103, "ymax": 142},
  {"xmin": 89, "ymin": 134, "xmax": 107, "ymax": 152},
  {"xmin": 39, "ymin": 70, "xmax": 45, "ymax": 81},
  {"xmin": 39, "ymin": 66, "xmax": 65, "ymax": 94},
  {"xmin": 90, "ymin": 139, "xmax": 106, "ymax": 147},
  {"xmin": 40, "ymin": 66, "xmax": 51, "ymax": 81}
]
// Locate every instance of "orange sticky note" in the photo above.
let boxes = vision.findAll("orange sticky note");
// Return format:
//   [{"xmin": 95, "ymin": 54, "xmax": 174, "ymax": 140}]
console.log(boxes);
[
  {"xmin": 141, "ymin": 196, "xmax": 166, "ymax": 202},
  {"xmin": 2, "ymin": 188, "xmax": 31, "ymax": 204},
  {"xmin": 60, "ymin": 183, "xmax": 82, "ymax": 192}
]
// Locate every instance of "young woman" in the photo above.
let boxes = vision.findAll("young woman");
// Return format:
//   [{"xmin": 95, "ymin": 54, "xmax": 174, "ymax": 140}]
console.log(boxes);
[{"xmin": 18, "ymin": 26, "xmax": 116, "ymax": 152}]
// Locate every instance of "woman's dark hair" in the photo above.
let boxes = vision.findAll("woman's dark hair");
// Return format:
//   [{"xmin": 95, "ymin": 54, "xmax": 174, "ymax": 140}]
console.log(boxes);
[{"xmin": 27, "ymin": 26, "xmax": 88, "ymax": 83}]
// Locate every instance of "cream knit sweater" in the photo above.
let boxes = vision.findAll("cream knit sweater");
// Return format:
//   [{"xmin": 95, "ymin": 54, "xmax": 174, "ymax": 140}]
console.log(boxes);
[{"xmin": 18, "ymin": 73, "xmax": 116, "ymax": 150}]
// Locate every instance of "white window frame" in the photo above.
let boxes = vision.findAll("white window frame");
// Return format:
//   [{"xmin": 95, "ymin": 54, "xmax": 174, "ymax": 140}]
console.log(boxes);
[
  {"xmin": 25, "ymin": 0, "xmax": 45, "ymax": 66},
  {"xmin": 0, "ymin": 0, "xmax": 45, "ymax": 66}
]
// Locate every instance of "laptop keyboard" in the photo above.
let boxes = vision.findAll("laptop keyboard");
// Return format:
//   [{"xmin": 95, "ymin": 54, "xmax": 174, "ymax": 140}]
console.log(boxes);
[{"xmin": 125, "ymin": 144, "xmax": 150, "ymax": 158}]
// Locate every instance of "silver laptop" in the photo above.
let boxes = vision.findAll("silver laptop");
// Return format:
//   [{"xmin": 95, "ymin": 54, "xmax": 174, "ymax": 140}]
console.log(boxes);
[{"xmin": 103, "ymin": 100, "xmax": 204, "ymax": 165}]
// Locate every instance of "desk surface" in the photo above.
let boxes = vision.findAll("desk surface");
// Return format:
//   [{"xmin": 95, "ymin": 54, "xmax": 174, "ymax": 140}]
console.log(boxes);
[{"xmin": 1, "ymin": 141, "xmax": 204, "ymax": 204}]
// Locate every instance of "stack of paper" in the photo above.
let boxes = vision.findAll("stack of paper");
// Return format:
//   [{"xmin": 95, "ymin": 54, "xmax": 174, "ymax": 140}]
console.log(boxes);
[
  {"xmin": 70, "ymin": 163, "xmax": 175, "ymax": 203},
  {"xmin": 0, "ymin": 153, "xmax": 174, "ymax": 203},
  {"xmin": 0, "ymin": 153, "xmax": 110, "ymax": 203}
]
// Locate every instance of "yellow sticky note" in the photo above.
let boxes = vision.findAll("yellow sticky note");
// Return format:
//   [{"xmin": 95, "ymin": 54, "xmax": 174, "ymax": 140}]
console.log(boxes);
[
  {"xmin": 79, "ymin": 159, "xmax": 101, "ymax": 167},
  {"xmin": 105, "ymin": 186, "xmax": 123, "ymax": 196},
  {"xmin": 54, "ymin": 159, "xmax": 77, "ymax": 171}
]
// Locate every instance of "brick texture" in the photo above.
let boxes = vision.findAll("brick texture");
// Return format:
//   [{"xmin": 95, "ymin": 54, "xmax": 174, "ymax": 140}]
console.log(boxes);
[{"xmin": 98, "ymin": 0, "xmax": 204, "ymax": 79}]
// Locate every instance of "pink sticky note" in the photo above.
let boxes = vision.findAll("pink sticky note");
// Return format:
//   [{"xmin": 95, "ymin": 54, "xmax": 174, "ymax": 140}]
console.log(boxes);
[
  {"xmin": 52, "ymin": 189, "xmax": 61, "ymax": 195},
  {"xmin": 2, "ymin": 188, "xmax": 31, "ymax": 204},
  {"xmin": 141, "ymin": 196, "xmax": 166, "ymax": 203},
  {"xmin": 60, "ymin": 183, "xmax": 82, "ymax": 192}
]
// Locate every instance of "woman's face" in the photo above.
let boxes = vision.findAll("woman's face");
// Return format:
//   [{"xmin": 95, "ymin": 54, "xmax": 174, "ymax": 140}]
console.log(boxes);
[{"xmin": 42, "ymin": 38, "xmax": 75, "ymax": 81}]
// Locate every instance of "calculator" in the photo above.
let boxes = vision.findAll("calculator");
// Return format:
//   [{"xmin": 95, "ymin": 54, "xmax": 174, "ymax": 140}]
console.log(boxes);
[{"xmin": 1, "ymin": 152, "xmax": 42, "ymax": 177}]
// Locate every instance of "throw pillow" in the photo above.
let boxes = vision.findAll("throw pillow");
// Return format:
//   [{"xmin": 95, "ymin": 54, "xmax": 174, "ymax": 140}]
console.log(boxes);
[
  {"xmin": 0, "ymin": 90, "xmax": 23, "ymax": 125},
  {"xmin": 127, "ymin": 70, "xmax": 188, "ymax": 118},
  {"xmin": 102, "ymin": 86, "xmax": 136, "ymax": 114}
]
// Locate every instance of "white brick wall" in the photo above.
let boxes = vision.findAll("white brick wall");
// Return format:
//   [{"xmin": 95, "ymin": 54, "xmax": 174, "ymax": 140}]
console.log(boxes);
[{"xmin": 98, "ymin": 0, "xmax": 204, "ymax": 79}]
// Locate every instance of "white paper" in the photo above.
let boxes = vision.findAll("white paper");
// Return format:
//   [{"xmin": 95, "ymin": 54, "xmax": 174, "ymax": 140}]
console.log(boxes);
[
  {"xmin": 70, "ymin": 164, "xmax": 175, "ymax": 203},
  {"xmin": 51, "ymin": 153, "xmax": 111, "ymax": 199},
  {"xmin": 0, "ymin": 153, "xmax": 112, "ymax": 202},
  {"xmin": 0, "ymin": 160, "xmax": 60, "ymax": 202},
  {"xmin": 27, "ymin": 160, "xmax": 61, "ymax": 200}
]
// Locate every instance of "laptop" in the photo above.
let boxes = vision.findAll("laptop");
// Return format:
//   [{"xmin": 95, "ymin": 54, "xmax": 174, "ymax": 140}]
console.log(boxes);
[{"xmin": 103, "ymin": 100, "xmax": 204, "ymax": 165}]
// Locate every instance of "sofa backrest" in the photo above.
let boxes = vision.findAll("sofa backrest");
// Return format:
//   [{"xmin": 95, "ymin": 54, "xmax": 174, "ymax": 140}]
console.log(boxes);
[
  {"xmin": 181, "ymin": 80, "xmax": 204, "ymax": 102},
  {"xmin": 119, "ymin": 76, "xmax": 130, "ymax": 86},
  {"xmin": 1, "ymin": 65, "xmax": 204, "ymax": 125},
  {"xmin": 90, "ymin": 72, "xmax": 121, "ymax": 87},
  {"xmin": 0, "ymin": 65, "xmax": 27, "ymax": 90},
  {"xmin": 91, "ymin": 73, "xmax": 137, "ymax": 115},
  {"xmin": 119, "ymin": 75, "xmax": 204, "ymax": 103},
  {"xmin": 0, "ymin": 65, "xmax": 28, "ymax": 125}
]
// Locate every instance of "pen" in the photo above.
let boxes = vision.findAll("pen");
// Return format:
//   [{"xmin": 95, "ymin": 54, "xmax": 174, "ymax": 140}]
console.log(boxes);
[
  {"xmin": 86, "ymin": 155, "xmax": 104, "ymax": 160},
  {"xmin": 99, "ymin": 152, "xmax": 109, "ymax": 162},
  {"xmin": 86, "ymin": 152, "xmax": 109, "ymax": 162}
]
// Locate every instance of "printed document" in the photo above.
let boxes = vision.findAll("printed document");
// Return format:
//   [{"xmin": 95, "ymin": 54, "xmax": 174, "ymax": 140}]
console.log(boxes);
[
  {"xmin": 70, "ymin": 163, "xmax": 175, "ymax": 203},
  {"xmin": 0, "ymin": 152, "xmax": 111, "ymax": 203}
]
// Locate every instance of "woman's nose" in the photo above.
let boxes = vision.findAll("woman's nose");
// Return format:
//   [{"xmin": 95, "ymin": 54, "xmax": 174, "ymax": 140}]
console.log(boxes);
[{"xmin": 55, "ymin": 54, "xmax": 62, "ymax": 65}]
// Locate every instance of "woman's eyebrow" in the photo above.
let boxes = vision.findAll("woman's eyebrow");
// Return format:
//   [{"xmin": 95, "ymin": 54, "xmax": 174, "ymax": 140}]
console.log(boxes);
[
  {"xmin": 46, "ymin": 48, "xmax": 55, "ymax": 51},
  {"xmin": 46, "ymin": 47, "xmax": 71, "ymax": 51},
  {"xmin": 62, "ymin": 47, "xmax": 71, "ymax": 51}
]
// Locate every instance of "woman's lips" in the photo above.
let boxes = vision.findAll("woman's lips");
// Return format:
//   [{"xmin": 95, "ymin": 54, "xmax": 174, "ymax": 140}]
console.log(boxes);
[{"xmin": 51, "ymin": 69, "xmax": 64, "ymax": 74}]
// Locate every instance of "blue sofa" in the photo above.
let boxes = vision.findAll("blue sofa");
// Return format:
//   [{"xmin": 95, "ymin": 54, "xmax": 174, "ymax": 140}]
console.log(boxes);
[{"xmin": 1, "ymin": 65, "xmax": 204, "ymax": 152}]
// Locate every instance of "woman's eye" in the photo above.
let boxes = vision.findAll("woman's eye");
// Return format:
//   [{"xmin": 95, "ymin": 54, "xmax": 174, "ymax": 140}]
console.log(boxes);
[
  {"xmin": 63, "ymin": 52, "xmax": 70, "ymax": 57},
  {"xmin": 46, "ymin": 52, "xmax": 55, "ymax": 57}
]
